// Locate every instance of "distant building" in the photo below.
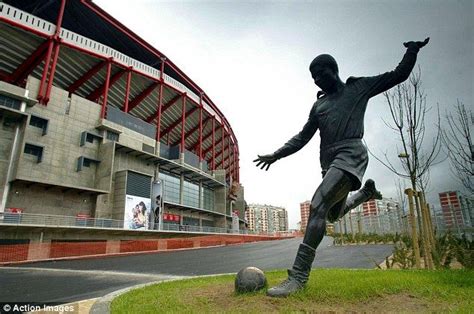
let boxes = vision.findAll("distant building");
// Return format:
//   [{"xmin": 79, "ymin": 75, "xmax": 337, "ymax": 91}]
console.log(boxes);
[
  {"xmin": 438, "ymin": 191, "xmax": 473, "ymax": 230},
  {"xmin": 362, "ymin": 198, "xmax": 399, "ymax": 216},
  {"xmin": 352, "ymin": 197, "xmax": 402, "ymax": 234},
  {"xmin": 246, "ymin": 204, "xmax": 288, "ymax": 233},
  {"xmin": 300, "ymin": 201, "xmax": 310, "ymax": 232}
]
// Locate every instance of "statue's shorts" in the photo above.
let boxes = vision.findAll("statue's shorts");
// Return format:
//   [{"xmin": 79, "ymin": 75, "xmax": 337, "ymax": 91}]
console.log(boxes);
[{"xmin": 319, "ymin": 138, "xmax": 368, "ymax": 191}]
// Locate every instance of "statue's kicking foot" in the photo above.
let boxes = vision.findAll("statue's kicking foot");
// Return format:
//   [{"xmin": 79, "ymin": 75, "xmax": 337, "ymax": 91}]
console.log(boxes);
[
  {"xmin": 266, "ymin": 270, "xmax": 305, "ymax": 297},
  {"xmin": 327, "ymin": 179, "xmax": 382, "ymax": 223},
  {"xmin": 364, "ymin": 179, "xmax": 383, "ymax": 200}
]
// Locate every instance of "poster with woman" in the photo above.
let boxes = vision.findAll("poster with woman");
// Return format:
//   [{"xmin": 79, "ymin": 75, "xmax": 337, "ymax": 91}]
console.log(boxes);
[{"xmin": 124, "ymin": 195, "xmax": 151, "ymax": 230}]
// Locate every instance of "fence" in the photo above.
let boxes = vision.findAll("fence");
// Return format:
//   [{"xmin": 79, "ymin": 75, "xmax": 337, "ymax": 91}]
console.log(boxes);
[
  {"xmin": 333, "ymin": 210, "xmax": 408, "ymax": 235},
  {"xmin": 0, "ymin": 212, "xmax": 282, "ymax": 235},
  {"xmin": 333, "ymin": 210, "xmax": 473, "ymax": 240}
]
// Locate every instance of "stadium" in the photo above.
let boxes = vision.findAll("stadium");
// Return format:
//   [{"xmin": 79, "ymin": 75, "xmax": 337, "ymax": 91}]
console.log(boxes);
[{"xmin": 0, "ymin": 0, "xmax": 248, "ymax": 244}]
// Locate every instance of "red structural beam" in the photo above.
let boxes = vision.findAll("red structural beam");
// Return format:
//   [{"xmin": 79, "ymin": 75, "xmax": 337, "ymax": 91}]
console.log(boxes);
[
  {"xmin": 180, "ymin": 95, "xmax": 186, "ymax": 152},
  {"xmin": 155, "ymin": 58, "xmax": 166, "ymax": 141},
  {"xmin": 8, "ymin": 39, "xmax": 50, "ymax": 84},
  {"xmin": 221, "ymin": 127, "xmax": 225, "ymax": 170},
  {"xmin": 42, "ymin": 42, "xmax": 61, "ymax": 104},
  {"xmin": 211, "ymin": 117, "xmax": 216, "ymax": 170},
  {"xmin": 0, "ymin": 16, "xmax": 49, "ymax": 39},
  {"xmin": 199, "ymin": 95, "xmax": 203, "ymax": 161},
  {"xmin": 87, "ymin": 68, "xmax": 125, "ymax": 102},
  {"xmin": 228, "ymin": 140, "xmax": 232, "ymax": 179},
  {"xmin": 81, "ymin": 0, "xmax": 165, "ymax": 61},
  {"xmin": 234, "ymin": 146, "xmax": 238, "ymax": 181},
  {"xmin": 39, "ymin": 0, "xmax": 66, "ymax": 105},
  {"xmin": 212, "ymin": 143, "xmax": 230, "ymax": 164},
  {"xmin": 68, "ymin": 60, "xmax": 107, "ymax": 94},
  {"xmin": 123, "ymin": 67, "xmax": 132, "ymax": 112},
  {"xmin": 161, "ymin": 105, "xmax": 199, "ymax": 140},
  {"xmin": 171, "ymin": 115, "xmax": 211, "ymax": 147},
  {"xmin": 54, "ymin": 0, "xmax": 67, "ymax": 37},
  {"xmin": 100, "ymin": 60, "xmax": 112, "ymax": 118},
  {"xmin": 191, "ymin": 118, "xmax": 217, "ymax": 153},
  {"xmin": 37, "ymin": 39, "xmax": 54, "ymax": 103},
  {"xmin": 215, "ymin": 151, "xmax": 231, "ymax": 169},
  {"xmin": 146, "ymin": 93, "xmax": 181, "ymax": 123},
  {"xmin": 127, "ymin": 81, "xmax": 159, "ymax": 113},
  {"xmin": 0, "ymin": 70, "xmax": 9, "ymax": 81}
]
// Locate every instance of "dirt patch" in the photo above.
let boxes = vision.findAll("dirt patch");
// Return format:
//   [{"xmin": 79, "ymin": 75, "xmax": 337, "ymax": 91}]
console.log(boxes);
[
  {"xmin": 351, "ymin": 293, "xmax": 450, "ymax": 313},
  {"xmin": 182, "ymin": 285, "xmax": 453, "ymax": 313}
]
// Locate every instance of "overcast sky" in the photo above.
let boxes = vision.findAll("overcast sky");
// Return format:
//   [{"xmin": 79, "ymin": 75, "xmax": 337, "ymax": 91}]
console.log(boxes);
[{"xmin": 95, "ymin": 0, "xmax": 473, "ymax": 229}]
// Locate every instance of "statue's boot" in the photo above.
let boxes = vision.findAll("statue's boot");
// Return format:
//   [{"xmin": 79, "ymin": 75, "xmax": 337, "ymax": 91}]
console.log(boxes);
[
  {"xmin": 267, "ymin": 243, "xmax": 316, "ymax": 298},
  {"xmin": 328, "ymin": 179, "xmax": 383, "ymax": 223}
]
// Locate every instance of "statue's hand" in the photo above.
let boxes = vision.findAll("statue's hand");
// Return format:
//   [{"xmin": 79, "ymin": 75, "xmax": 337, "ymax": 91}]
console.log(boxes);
[
  {"xmin": 403, "ymin": 37, "xmax": 429, "ymax": 49},
  {"xmin": 253, "ymin": 154, "xmax": 278, "ymax": 171}
]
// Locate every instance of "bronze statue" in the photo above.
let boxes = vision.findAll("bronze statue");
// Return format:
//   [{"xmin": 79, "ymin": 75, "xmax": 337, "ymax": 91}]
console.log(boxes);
[{"xmin": 254, "ymin": 38, "xmax": 429, "ymax": 297}]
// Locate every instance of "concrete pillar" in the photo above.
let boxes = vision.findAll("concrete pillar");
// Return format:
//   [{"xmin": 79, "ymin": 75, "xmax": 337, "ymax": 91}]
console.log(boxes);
[
  {"xmin": 199, "ymin": 181, "xmax": 203, "ymax": 209},
  {"xmin": 105, "ymin": 240, "xmax": 120, "ymax": 254},
  {"xmin": 0, "ymin": 121, "xmax": 22, "ymax": 213},
  {"xmin": 27, "ymin": 240, "xmax": 51, "ymax": 261},
  {"xmin": 179, "ymin": 173, "xmax": 184, "ymax": 205},
  {"xmin": 215, "ymin": 216, "xmax": 226, "ymax": 229},
  {"xmin": 157, "ymin": 239, "xmax": 167, "ymax": 250}
]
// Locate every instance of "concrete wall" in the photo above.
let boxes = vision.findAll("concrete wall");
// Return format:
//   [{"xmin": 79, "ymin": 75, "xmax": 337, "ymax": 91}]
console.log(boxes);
[
  {"xmin": 98, "ymin": 118, "xmax": 155, "ymax": 150},
  {"xmin": 213, "ymin": 170, "xmax": 227, "ymax": 216},
  {"xmin": 112, "ymin": 170, "xmax": 126, "ymax": 220},
  {"xmin": 0, "ymin": 115, "xmax": 17, "ymax": 209},
  {"xmin": 6, "ymin": 181, "xmax": 96, "ymax": 216},
  {"xmin": 14, "ymin": 77, "xmax": 103, "ymax": 191},
  {"xmin": 234, "ymin": 183, "xmax": 246, "ymax": 219}
]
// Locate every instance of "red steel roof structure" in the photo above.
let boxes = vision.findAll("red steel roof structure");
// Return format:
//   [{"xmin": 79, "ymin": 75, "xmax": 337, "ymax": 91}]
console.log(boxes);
[{"xmin": 0, "ymin": 0, "xmax": 239, "ymax": 182}]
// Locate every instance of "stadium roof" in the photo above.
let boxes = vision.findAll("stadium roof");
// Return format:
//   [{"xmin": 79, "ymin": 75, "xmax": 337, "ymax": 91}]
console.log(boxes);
[{"xmin": 0, "ymin": 0, "xmax": 239, "ymax": 181}]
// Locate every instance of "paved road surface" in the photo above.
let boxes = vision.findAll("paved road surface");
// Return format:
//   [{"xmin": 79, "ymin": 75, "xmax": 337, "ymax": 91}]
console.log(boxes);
[{"xmin": 0, "ymin": 237, "xmax": 393, "ymax": 305}]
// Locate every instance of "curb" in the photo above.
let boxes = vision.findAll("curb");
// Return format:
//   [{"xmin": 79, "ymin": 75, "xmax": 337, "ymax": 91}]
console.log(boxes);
[{"xmin": 89, "ymin": 273, "xmax": 235, "ymax": 314}]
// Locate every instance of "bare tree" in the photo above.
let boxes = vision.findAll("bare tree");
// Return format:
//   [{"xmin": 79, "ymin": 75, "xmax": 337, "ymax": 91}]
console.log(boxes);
[
  {"xmin": 370, "ymin": 68, "xmax": 442, "ymax": 190},
  {"xmin": 442, "ymin": 100, "xmax": 473, "ymax": 194},
  {"xmin": 369, "ymin": 67, "xmax": 441, "ymax": 268},
  {"xmin": 396, "ymin": 178, "xmax": 408, "ymax": 234}
]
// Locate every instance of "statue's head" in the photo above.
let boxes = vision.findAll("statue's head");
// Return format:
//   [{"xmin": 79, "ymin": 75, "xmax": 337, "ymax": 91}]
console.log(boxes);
[{"xmin": 309, "ymin": 54, "xmax": 340, "ymax": 92}]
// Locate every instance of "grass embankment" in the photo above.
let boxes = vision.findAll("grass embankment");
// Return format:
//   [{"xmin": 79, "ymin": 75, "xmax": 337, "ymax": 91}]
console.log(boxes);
[{"xmin": 111, "ymin": 269, "xmax": 473, "ymax": 313}]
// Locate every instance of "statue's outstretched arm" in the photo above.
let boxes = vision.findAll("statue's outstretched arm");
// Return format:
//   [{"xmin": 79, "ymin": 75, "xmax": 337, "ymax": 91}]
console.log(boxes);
[
  {"xmin": 363, "ymin": 37, "xmax": 430, "ymax": 98},
  {"xmin": 254, "ymin": 108, "xmax": 318, "ymax": 171}
]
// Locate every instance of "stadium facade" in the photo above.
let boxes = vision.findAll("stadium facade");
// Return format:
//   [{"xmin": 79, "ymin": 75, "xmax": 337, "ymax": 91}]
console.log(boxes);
[{"xmin": 0, "ymin": 1, "xmax": 245, "ymax": 232}]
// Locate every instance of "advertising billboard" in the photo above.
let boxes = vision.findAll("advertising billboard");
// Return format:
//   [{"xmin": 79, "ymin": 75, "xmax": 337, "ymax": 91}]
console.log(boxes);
[{"xmin": 124, "ymin": 195, "xmax": 152, "ymax": 230}]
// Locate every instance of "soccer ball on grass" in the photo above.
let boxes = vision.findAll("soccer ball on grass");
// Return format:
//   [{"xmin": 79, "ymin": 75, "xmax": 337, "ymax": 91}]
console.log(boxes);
[{"xmin": 234, "ymin": 266, "xmax": 267, "ymax": 293}]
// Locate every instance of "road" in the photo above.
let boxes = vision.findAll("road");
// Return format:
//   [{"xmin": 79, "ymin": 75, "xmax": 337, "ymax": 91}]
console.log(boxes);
[{"xmin": 0, "ymin": 237, "xmax": 393, "ymax": 305}]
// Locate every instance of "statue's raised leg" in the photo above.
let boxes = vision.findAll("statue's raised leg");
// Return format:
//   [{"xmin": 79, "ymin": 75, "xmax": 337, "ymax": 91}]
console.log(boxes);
[{"xmin": 327, "ymin": 179, "xmax": 382, "ymax": 223}]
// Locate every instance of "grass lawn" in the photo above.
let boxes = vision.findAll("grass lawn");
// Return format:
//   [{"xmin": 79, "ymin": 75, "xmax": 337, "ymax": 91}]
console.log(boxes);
[{"xmin": 111, "ymin": 269, "xmax": 473, "ymax": 313}]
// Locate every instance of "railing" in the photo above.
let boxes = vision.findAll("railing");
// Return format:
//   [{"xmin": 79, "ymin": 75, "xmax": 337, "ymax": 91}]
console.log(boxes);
[
  {"xmin": 0, "ymin": 212, "xmax": 271, "ymax": 235},
  {"xmin": 0, "ymin": 2, "xmax": 223, "ymax": 124},
  {"xmin": 0, "ymin": 3, "xmax": 55, "ymax": 36}
]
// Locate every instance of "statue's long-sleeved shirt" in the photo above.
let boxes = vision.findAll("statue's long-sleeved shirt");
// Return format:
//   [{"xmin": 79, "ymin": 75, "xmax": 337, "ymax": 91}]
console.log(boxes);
[{"xmin": 273, "ymin": 45, "xmax": 420, "ymax": 190}]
